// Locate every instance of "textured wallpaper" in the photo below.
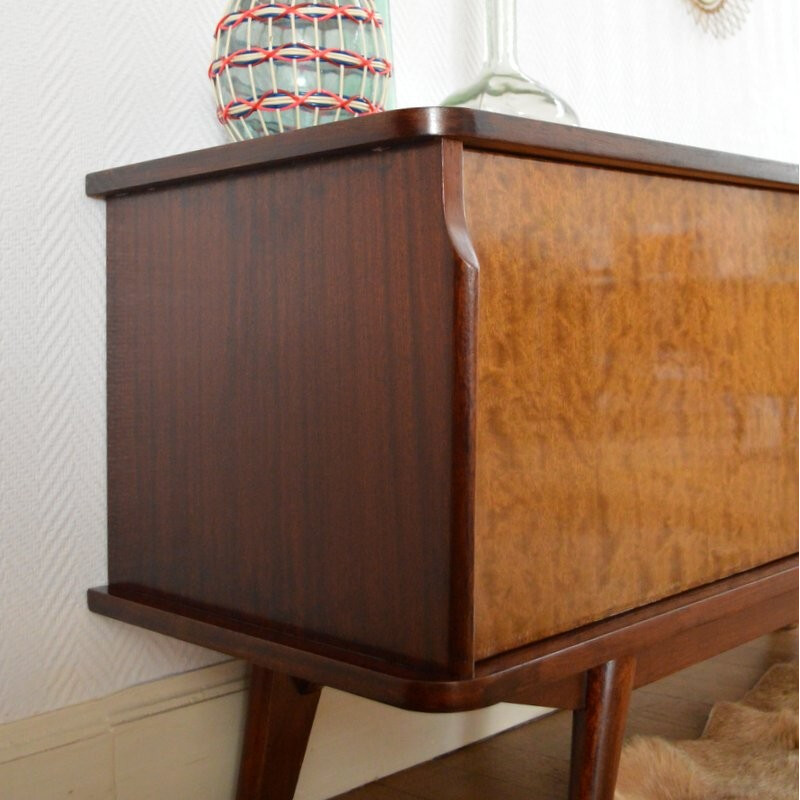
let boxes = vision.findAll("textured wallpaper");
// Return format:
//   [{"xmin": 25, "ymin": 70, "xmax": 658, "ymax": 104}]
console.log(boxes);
[{"xmin": 1, "ymin": 0, "xmax": 797, "ymax": 725}]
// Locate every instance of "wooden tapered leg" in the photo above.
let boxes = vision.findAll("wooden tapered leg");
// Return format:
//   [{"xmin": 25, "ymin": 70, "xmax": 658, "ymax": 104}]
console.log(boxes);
[
  {"xmin": 236, "ymin": 666, "xmax": 321, "ymax": 800},
  {"xmin": 568, "ymin": 657, "xmax": 636, "ymax": 800}
]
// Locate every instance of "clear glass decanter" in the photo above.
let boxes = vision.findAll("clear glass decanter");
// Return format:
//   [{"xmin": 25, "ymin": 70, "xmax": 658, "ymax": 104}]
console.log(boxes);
[{"xmin": 443, "ymin": 0, "xmax": 579, "ymax": 125}]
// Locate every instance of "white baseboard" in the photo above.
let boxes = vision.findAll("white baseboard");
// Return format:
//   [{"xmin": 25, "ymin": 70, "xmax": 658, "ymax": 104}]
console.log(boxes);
[{"xmin": 0, "ymin": 661, "xmax": 548, "ymax": 800}]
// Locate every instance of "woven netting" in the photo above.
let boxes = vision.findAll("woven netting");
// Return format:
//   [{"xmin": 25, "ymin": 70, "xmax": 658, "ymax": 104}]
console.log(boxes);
[{"xmin": 211, "ymin": 1, "xmax": 392, "ymax": 139}]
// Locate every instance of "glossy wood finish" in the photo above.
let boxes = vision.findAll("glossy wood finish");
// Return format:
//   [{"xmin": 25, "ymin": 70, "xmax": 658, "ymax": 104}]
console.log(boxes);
[
  {"xmin": 106, "ymin": 140, "xmax": 466, "ymax": 674},
  {"xmin": 569, "ymin": 658, "xmax": 636, "ymax": 800},
  {"xmin": 236, "ymin": 668, "xmax": 320, "ymax": 800},
  {"xmin": 466, "ymin": 150, "xmax": 799, "ymax": 659},
  {"xmin": 89, "ymin": 113, "xmax": 798, "ymax": 800},
  {"xmin": 334, "ymin": 629, "xmax": 798, "ymax": 800},
  {"xmin": 85, "ymin": 108, "xmax": 798, "ymax": 198},
  {"xmin": 442, "ymin": 138, "xmax": 480, "ymax": 677},
  {"xmin": 87, "ymin": 555, "xmax": 798, "ymax": 714},
  {"xmin": 506, "ymin": 673, "xmax": 586, "ymax": 712}
]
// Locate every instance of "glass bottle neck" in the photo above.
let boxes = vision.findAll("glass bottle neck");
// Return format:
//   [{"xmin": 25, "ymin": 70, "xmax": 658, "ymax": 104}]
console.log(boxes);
[{"xmin": 486, "ymin": 0, "xmax": 521, "ymax": 72}]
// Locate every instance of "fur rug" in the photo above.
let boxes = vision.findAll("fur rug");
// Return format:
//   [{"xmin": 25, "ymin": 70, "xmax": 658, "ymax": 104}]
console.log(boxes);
[{"xmin": 615, "ymin": 663, "xmax": 798, "ymax": 800}]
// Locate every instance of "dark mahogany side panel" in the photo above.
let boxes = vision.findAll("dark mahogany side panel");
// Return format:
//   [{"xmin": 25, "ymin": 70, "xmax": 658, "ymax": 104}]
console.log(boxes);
[{"xmin": 106, "ymin": 141, "xmax": 460, "ymax": 672}]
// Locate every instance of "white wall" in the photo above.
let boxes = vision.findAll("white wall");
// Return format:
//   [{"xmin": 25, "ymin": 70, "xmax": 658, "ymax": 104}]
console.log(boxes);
[{"xmin": 1, "ymin": 0, "xmax": 798, "ymax": 727}]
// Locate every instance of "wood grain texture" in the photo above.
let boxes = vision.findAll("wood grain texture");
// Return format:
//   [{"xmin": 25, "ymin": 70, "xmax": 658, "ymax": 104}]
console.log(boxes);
[
  {"xmin": 466, "ymin": 150, "xmax": 799, "ymax": 659},
  {"xmin": 334, "ymin": 629, "xmax": 798, "ymax": 800},
  {"xmin": 85, "ymin": 108, "xmax": 798, "ymax": 198},
  {"xmin": 106, "ymin": 140, "xmax": 463, "ymax": 673},
  {"xmin": 88, "ymin": 556, "xmax": 797, "ymax": 713},
  {"xmin": 236, "ymin": 668, "xmax": 320, "ymax": 800},
  {"xmin": 91, "ymin": 122, "xmax": 800, "ymax": 800},
  {"xmin": 569, "ymin": 658, "xmax": 636, "ymax": 800},
  {"xmin": 442, "ymin": 138, "xmax": 480, "ymax": 677}
]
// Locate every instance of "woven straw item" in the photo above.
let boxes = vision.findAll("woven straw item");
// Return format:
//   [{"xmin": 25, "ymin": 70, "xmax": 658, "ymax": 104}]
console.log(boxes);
[
  {"xmin": 685, "ymin": 0, "xmax": 752, "ymax": 38},
  {"xmin": 211, "ymin": 1, "xmax": 392, "ymax": 140}
]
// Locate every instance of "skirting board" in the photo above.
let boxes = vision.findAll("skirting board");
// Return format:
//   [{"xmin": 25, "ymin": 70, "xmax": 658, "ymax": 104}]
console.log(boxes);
[{"xmin": 0, "ymin": 660, "xmax": 547, "ymax": 800}]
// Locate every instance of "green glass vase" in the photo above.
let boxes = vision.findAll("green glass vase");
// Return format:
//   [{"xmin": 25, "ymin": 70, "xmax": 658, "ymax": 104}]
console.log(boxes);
[{"xmin": 443, "ymin": 0, "xmax": 578, "ymax": 125}]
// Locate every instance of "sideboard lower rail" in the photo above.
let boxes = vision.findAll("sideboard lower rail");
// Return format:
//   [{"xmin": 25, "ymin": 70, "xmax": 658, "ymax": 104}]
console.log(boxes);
[{"xmin": 88, "ymin": 554, "xmax": 797, "ymax": 714}]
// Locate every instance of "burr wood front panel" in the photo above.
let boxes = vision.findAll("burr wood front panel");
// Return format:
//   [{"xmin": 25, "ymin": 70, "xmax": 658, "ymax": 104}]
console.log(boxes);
[{"xmin": 464, "ymin": 151, "xmax": 799, "ymax": 660}]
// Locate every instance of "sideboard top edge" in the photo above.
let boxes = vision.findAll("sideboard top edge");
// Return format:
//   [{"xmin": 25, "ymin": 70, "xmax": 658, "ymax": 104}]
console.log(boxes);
[{"xmin": 85, "ymin": 107, "xmax": 799, "ymax": 198}]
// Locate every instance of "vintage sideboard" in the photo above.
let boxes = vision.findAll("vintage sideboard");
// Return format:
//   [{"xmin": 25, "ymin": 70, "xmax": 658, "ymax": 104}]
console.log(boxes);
[{"xmin": 87, "ymin": 108, "xmax": 798, "ymax": 800}]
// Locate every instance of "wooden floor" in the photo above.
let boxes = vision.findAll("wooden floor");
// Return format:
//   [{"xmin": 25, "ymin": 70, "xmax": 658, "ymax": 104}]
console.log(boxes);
[{"xmin": 333, "ymin": 628, "xmax": 798, "ymax": 800}]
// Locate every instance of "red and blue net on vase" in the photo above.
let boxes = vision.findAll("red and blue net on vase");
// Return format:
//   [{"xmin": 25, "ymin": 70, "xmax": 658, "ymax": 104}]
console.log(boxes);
[{"xmin": 211, "ymin": 1, "xmax": 393, "ymax": 139}]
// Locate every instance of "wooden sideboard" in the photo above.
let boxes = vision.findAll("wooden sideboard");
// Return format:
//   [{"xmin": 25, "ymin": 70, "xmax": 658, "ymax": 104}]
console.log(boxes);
[{"xmin": 87, "ymin": 108, "xmax": 799, "ymax": 800}]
